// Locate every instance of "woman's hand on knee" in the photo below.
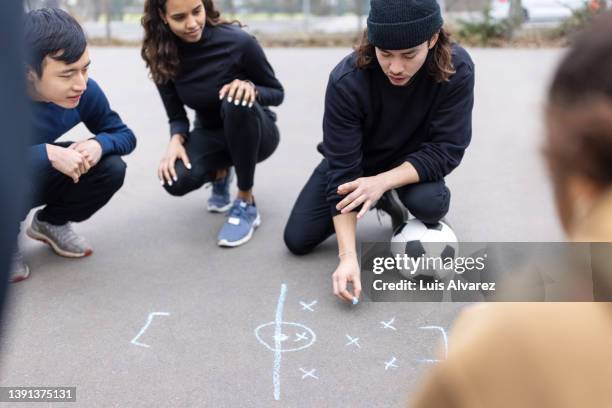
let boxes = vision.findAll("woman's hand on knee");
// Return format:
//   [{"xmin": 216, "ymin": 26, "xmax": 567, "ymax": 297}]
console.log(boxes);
[
  {"xmin": 158, "ymin": 134, "xmax": 191, "ymax": 186},
  {"xmin": 219, "ymin": 79, "xmax": 257, "ymax": 108},
  {"xmin": 336, "ymin": 175, "xmax": 388, "ymax": 219}
]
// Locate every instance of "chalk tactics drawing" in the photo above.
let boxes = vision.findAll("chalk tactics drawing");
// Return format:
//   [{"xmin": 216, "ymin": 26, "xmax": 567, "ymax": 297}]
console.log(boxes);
[
  {"xmin": 131, "ymin": 312, "xmax": 170, "ymax": 348},
  {"xmin": 345, "ymin": 334, "xmax": 361, "ymax": 348},
  {"xmin": 384, "ymin": 357, "xmax": 398, "ymax": 370},
  {"xmin": 299, "ymin": 300, "xmax": 317, "ymax": 312},
  {"xmin": 255, "ymin": 284, "xmax": 317, "ymax": 401},
  {"xmin": 380, "ymin": 317, "xmax": 397, "ymax": 331},
  {"xmin": 418, "ymin": 325, "xmax": 449, "ymax": 363},
  {"xmin": 299, "ymin": 368, "xmax": 319, "ymax": 380},
  {"xmin": 295, "ymin": 332, "xmax": 309, "ymax": 342}
]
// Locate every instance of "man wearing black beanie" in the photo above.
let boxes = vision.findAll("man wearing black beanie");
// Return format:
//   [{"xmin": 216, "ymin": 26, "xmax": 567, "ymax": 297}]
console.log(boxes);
[{"xmin": 285, "ymin": 0, "xmax": 475, "ymax": 303}]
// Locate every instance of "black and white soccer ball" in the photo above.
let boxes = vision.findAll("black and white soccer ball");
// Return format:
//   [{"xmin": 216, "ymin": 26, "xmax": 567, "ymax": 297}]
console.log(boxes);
[{"xmin": 390, "ymin": 219, "xmax": 458, "ymax": 279}]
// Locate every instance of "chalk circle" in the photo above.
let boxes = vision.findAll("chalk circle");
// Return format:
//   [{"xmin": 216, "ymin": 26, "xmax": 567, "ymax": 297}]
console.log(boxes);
[{"xmin": 255, "ymin": 321, "xmax": 316, "ymax": 352}]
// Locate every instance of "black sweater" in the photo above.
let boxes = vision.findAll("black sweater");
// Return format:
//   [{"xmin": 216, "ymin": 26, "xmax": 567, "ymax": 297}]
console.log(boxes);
[
  {"xmin": 318, "ymin": 43, "xmax": 475, "ymax": 215},
  {"xmin": 156, "ymin": 24, "xmax": 284, "ymax": 134}
]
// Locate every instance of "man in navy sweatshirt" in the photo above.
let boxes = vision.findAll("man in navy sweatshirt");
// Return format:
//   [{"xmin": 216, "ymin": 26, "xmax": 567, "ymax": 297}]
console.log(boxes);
[
  {"xmin": 284, "ymin": 0, "xmax": 475, "ymax": 303},
  {"xmin": 10, "ymin": 8, "xmax": 137, "ymax": 282}
]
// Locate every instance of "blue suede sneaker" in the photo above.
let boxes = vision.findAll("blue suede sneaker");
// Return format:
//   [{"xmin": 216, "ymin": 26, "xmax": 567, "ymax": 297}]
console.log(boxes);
[
  {"xmin": 217, "ymin": 199, "xmax": 261, "ymax": 247},
  {"xmin": 207, "ymin": 168, "xmax": 234, "ymax": 213}
]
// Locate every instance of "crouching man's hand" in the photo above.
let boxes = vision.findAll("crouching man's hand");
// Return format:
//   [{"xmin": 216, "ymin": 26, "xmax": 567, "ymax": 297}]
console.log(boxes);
[
  {"xmin": 69, "ymin": 139, "xmax": 102, "ymax": 167},
  {"xmin": 332, "ymin": 254, "xmax": 362, "ymax": 304},
  {"xmin": 46, "ymin": 144, "xmax": 89, "ymax": 183},
  {"xmin": 336, "ymin": 175, "xmax": 389, "ymax": 219}
]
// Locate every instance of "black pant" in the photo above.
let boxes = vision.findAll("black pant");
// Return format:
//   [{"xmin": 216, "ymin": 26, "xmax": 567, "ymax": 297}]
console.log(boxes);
[
  {"xmin": 164, "ymin": 100, "xmax": 279, "ymax": 196},
  {"xmin": 23, "ymin": 143, "xmax": 127, "ymax": 225},
  {"xmin": 284, "ymin": 159, "xmax": 451, "ymax": 255}
]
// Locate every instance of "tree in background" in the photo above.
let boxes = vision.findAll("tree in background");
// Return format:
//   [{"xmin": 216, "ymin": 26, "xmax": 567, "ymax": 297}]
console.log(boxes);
[{"xmin": 506, "ymin": 0, "xmax": 525, "ymax": 37}]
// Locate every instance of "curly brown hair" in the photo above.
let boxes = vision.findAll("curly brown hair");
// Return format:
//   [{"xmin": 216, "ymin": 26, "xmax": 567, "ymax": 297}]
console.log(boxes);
[
  {"xmin": 354, "ymin": 28, "xmax": 456, "ymax": 83},
  {"xmin": 141, "ymin": 0, "xmax": 238, "ymax": 84}
]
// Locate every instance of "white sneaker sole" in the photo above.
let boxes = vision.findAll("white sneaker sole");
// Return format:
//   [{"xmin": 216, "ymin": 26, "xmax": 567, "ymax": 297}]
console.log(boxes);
[
  {"xmin": 217, "ymin": 214, "xmax": 262, "ymax": 248},
  {"xmin": 207, "ymin": 201, "xmax": 233, "ymax": 213},
  {"xmin": 26, "ymin": 227, "xmax": 93, "ymax": 258},
  {"xmin": 10, "ymin": 264, "xmax": 30, "ymax": 283}
]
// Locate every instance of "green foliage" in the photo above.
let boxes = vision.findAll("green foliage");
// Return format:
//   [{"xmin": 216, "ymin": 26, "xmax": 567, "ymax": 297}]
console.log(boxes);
[
  {"xmin": 555, "ymin": 0, "xmax": 608, "ymax": 39},
  {"xmin": 456, "ymin": 7, "xmax": 513, "ymax": 46}
]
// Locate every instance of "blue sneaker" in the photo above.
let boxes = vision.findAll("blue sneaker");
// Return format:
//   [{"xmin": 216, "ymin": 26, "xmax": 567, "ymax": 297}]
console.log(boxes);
[
  {"xmin": 207, "ymin": 168, "xmax": 234, "ymax": 213},
  {"xmin": 217, "ymin": 199, "xmax": 261, "ymax": 247}
]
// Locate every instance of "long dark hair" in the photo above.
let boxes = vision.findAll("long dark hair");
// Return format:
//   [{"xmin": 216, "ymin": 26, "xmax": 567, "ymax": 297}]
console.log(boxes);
[
  {"xmin": 141, "ymin": 0, "xmax": 237, "ymax": 84},
  {"xmin": 354, "ymin": 28, "xmax": 455, "ymax": 83}
]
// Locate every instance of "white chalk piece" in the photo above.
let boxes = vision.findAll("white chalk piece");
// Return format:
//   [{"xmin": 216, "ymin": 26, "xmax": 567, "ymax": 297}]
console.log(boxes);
[
  {"xmin": 352, "ymin": 297, "xmax": 359, "ymax": 305},
  {"xmin": 418, "ymin": 325, "xmax": 449, "ymax": 363},
  {"xmin": 131, "ymin": 312, "xmax": 170, "ymax": 348}
]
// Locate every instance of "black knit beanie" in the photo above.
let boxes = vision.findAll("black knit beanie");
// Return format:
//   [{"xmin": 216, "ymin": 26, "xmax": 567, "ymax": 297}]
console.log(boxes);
[{"xmin": 367, "ymin": 0, "xmax": 443, "ymax": 50}]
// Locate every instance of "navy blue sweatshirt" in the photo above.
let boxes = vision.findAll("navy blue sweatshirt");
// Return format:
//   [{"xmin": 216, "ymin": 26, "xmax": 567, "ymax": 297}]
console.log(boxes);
[
  {"xmin": 156, "ymin": 24, "xmax": 284, "ymax": 134},
  {"xmin": 30, "ymin": 78, "xmax": 136, "ymax": 175},
  {"xmin": 319, "ymin": 44, "xmax": 475, "ymax": 216}
]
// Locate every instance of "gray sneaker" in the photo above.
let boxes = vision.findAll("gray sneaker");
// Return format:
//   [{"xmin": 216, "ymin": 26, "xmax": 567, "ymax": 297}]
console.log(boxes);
[
  {"xmin": 26, "ymin": 210, "xmax": 93, "ymax": 258},
  {"xmin": 9, "ymin": 251, "xmax": 30, "ymax": 283}
]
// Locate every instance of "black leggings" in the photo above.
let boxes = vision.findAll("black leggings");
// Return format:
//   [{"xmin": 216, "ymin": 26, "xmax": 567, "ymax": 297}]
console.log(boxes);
[
  {"xmin": 284, "ymin": 159, "xmax": 451, "ymax": 255},
  {"xmin": 164, "ymin": 100, "xmax": 279, "ymax": 196}
]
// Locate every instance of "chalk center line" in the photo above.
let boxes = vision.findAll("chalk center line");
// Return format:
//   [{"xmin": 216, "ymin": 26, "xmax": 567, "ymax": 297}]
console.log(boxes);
[
  {"xmin": 254, "ymin": 284, "xmax": 317, "ymax": 401},
  {"xmin": 273, "ymin": 284, "xmax": 286, "ymax": 401}
]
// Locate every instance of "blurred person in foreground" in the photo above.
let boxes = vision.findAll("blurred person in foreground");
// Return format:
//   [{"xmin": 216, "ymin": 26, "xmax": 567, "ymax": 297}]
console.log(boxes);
[
  {"xmin": 1, "ymin": 0, "xmax": 29, "ymax": 307},
  {"xmin": 411, "ymin": 10, "xmax": 612, "ymax": 408}
]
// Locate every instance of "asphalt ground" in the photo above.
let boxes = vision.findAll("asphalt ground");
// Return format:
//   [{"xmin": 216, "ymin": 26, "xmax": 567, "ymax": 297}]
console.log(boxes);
[{"xmin": 1, "ymin": 47, "xmax": 565, "ymax": 407}]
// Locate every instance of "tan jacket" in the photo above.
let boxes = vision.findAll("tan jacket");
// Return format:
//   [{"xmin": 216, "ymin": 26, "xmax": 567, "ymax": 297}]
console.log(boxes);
[{"xmin": 410, "ymin": 193, "xmax": 612, "ymax": 408}]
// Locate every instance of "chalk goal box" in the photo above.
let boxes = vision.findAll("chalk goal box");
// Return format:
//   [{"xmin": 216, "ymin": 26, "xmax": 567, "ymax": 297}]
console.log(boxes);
[{"xmin": 359, "ymin": 242, "xmax": 612, "ymax": 302}]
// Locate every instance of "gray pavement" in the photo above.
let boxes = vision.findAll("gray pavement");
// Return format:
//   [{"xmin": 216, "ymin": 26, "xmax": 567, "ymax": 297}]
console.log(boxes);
[{"xmin": 1, "ymin": 47, "xmax": 565, "ymax": 407}]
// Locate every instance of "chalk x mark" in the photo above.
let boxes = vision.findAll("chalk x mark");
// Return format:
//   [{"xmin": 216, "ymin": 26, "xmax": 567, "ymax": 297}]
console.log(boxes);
[
  {"xmin": 131, "ymin": 312, "xmax": 170, "ymax": 348},
  {"xmin": 294, "ymin": 332, "xmax": 308, "ymax": 342},
  {"xmin": 345, "ymin": 334, "xmax": 361, "ymax": 348},
  {"xmin": 299, "ymin": 368, "xmax": 319, "ymax": 380},
  {"xmin": 255, "ymin": 322, "xmax": 316, "ymax": 352},
  {"xmin": 385, "ymin": 357, "xmax": 398, "ymax": 370},
  {"xmin": 299, "ymin": 300, "xmax": 317, "ymax": 312},
  {"xmin": 418, "ymin": 325, "xmax": 449, "ymax": 363},
  {"xmin": 380, "ymin": 317, "xmax": 397, "ymax": 330}
]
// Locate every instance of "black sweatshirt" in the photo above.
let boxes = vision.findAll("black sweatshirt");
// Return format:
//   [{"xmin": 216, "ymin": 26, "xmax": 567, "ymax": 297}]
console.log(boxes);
[
  {"xmin": 156, "ymin": 24, "xmax": 284, "ymax": 134},
  {"xmin": 318, "ymin": 43, "xmax": 475, "ymax": 216}
]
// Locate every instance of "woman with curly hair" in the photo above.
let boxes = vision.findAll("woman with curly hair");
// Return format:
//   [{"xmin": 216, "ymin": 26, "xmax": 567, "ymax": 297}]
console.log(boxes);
[
  {"xmin": 284, "ymin": 0, "xmax": 475, "ymax": 303},
  {"xmin": 141, "ymin": 0, "xmax": 284, "ymax": 247}
]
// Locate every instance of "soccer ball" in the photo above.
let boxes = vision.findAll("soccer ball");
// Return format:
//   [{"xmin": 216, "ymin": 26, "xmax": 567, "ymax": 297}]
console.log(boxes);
[{"xmin": 390, "ymin": 219, "xmax": 458, "ymax": 279}]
